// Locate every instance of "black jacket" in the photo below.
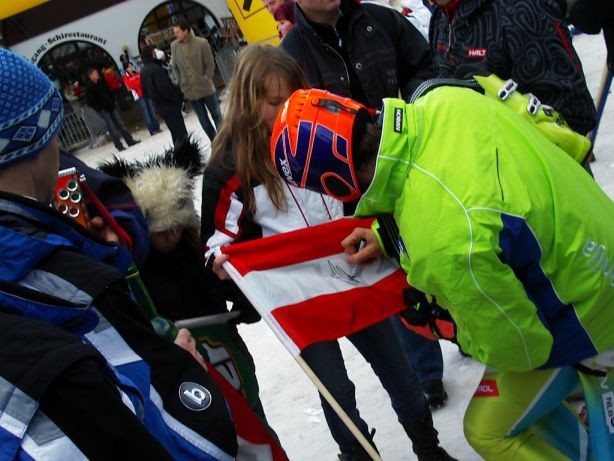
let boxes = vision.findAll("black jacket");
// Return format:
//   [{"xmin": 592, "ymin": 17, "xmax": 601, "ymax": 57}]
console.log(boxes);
[
  {"xmin": 85, "ymin": 77, "xmax": 115, "ymax": 112},
  {"xmin": 281, "ymin": 0, "xmax": 434, "ymax": 107},
  {"xmin": 429, "ymin": 0, "xmax": 596, "ymax": 134},
  {"xmin": 568, "ymin": 0, "xmax": 614, "ymax": 70},
  {"xmin": 140, "ymin": 236, "xmax": 229, "ymax": 321},
  {"xmin": 141, "ymin": 60, "xmax": 184, "ymax": 112}
]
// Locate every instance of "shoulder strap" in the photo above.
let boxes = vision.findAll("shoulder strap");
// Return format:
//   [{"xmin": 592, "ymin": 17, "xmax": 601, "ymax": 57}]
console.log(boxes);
[
  {"xmin": 409, "ymin": 77, "xmax": 482, "ymax": 103},
  {"xmin": 408, "ymin": 75, "xmax": 592, "ymax": 163}
]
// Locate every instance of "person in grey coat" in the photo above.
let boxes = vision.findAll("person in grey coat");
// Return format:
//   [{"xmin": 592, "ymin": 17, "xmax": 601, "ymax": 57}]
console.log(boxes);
[{"xmin": 171, "ymin": 19, "xmax": 223, "ymax": 143}]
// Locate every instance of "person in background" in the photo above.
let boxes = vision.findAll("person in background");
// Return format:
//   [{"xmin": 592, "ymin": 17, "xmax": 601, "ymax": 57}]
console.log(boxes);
[
  {"xmin": 202, "ymin": 44, "xmax": 454, "ymax": 461},
  {"xmin": 85, "ymin": 67, "xmax": 141, "ymax": 152},
  {"xmin": 568, "ymin": 0, "xmax": 614, "ymax": 71},
  {"xmin": 281, "ymin": 0, "xmax": 433, "ymax": 106},
  {"xmin": 281, "ymin": 0, "xmax": 449, "ymax": 410},
  {"xmin": 394, "ymin": 0, "xmax": 432, "ymax": 39},
  {"xmin": 428, "ymin": 0, "xmax": 596, "ymax": 138},
  {"xmin": 154, "ymin": 48, "xmax": 173, "ymax": 78},
  {"xmin": 98, "ymin": 138, "xmax": 272, "ymax": 424},
  {"xmin": 0, "ymin": 47, "xmax": 237, "ymax": 460},
  {"xmin": 122, "ymin": 61, "xmax": 162, "ymax": 136},
  {"xmin": 140, "ymin": 45, "xmax": 188, "ymax": 148},
  {"xmin": 171, "ymin": 19, "xmax": 222, "ymax": 143},
  {"xmin": 271, "ymin": 85, "xmax": 614, "ymax": 461},
  {"xmin": 102, "ymin": 65, "xmax": 131, "ymax": 111},
  {"xmin": 119, "ymin": 50, "xmax": 140, "ymax": 72},
  {"xmin": 274, "ymin": 0, "xmax": 297, "ymax": 39},
  {"xmin": 264, "ymin": 0, "xmax": 285, "ymax": 15}
]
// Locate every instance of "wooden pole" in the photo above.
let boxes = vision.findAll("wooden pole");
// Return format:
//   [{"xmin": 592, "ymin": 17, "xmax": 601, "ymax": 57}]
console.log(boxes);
[{"xmin": 294, "ymin": 355, "xmax": 382, "ymax": 461}]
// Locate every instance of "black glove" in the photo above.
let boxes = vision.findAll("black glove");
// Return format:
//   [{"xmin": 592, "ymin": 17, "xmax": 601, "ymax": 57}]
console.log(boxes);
[
  {"xmin": 229, "ymin": 296, "xmax": 261, "ymax": 325},
  {"xmin": 400, "ymin": 288, "xmax": 457, "ymax": 342},
  {"xmin": 400, "ymin": 287, "xmax": 431, "ymax": 326}
]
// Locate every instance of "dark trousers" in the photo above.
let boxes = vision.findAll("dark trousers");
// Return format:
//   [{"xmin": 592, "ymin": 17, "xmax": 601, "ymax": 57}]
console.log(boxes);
[
  {"xmin": 190, "ymin": 93, "xmax": 223, "ymax": 142},
  {"xmin": 97, "ymin": 109, "xmax": 135, "ymax": 150},
  {"xmin": 135, "ymin": 98, "xmax": 160, "ymax": 135},
  {"xmin": 300, "ymin": 317, "xmax": 428, "ymax": 452},
  {"xmin": 157, "ymin": 103, "xmax": 188, "ymax": 148}
]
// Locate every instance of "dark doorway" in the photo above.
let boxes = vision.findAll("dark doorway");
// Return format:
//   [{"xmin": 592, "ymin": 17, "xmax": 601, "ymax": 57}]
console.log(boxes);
[
  {"xmin": 37, "ymin": 40, "xmax": 131, "ymax": 112},
  {"xmin": 139, "ymin": 1, "xmax": 222, "ymax": 54}
]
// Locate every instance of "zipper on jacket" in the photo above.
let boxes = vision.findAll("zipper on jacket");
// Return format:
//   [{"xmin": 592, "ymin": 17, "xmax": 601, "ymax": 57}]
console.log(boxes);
[
  {"xmin": 321, "ymin": 39, "xmax": 351, "ymax": 91},
  {"xmin": 409, "ymin": 77, "xmax": 480, "ymax": 103}
]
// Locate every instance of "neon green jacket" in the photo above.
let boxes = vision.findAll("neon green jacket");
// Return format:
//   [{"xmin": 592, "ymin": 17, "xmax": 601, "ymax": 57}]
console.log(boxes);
[{"xmin": 356, "ymin": 87, "xmax": 614, "ymax": 372}]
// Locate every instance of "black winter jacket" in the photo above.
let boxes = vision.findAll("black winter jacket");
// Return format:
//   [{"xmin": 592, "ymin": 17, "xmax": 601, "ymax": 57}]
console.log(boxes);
[
  {"xmin": 281, "ymin": 0, "xmax": 433, "ymax": 107},
  {"xmin": 85, "ymin": 77, "xmax": 115, "ymax": 112},
  {"xmin": 140, "ymin": 237, "xmax": 229, "ymax": 321},
  {"xmin": 429, "ymin": 0, "xmax": 596, "ymax": 134},
  {"xmin": 141, "ymin": 60, "xmax": 184, "ymax": 113}
]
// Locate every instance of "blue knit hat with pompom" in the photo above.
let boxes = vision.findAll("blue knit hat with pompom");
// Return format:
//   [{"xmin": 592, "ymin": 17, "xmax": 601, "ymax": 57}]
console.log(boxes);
[{"xmin": 0, "ymin": 49, "xmax": 64, "ymax": 168}]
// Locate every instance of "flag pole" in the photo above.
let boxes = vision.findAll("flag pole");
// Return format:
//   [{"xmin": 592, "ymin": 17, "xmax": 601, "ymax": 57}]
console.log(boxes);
[{"xmin": 294, "ymin": 355, "xmax": 382, "ymax": 461}]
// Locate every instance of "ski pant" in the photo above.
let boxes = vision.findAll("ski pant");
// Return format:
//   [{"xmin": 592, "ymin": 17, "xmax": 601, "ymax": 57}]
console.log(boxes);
[
  {"xmin": 464, "ymin": 352, "xmax": 614, "ymax": 461},
  {"xmin": 300, "ymin": 316, "xmax": 428, "ymax": 452}
]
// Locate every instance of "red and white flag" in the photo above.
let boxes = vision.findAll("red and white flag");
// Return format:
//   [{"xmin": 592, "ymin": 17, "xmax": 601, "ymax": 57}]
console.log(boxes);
[
  {"xmin": 204, "ymin": 360, "xmax": 289, "ymax": 461},
  {"xmin": 220, "ymin": 218, "xmax": 409, "ymax": 356}
]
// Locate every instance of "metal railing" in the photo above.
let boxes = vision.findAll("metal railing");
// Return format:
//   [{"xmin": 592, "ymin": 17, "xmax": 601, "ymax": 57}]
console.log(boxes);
[{"xmin": 58, "ymin": 105, "xmax": 108, "ymax": 152}]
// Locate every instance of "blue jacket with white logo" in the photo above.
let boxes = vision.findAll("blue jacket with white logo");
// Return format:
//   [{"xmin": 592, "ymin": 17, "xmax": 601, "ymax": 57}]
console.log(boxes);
[{"xmin": 0, "ymin": 192, "xmax": 237, "ymax": 460}]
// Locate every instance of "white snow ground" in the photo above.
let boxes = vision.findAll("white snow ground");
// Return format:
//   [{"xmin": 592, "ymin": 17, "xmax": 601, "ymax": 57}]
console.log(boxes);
[{"xmin": 74, "ymin": 32, "xmax": 613, "ymax": 461}]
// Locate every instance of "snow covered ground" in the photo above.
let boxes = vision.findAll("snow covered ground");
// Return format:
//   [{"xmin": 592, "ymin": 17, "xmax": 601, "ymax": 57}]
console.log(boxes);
[{"xmin": 75, "ymin": 32, "xmax": 613, "ymax": 461}]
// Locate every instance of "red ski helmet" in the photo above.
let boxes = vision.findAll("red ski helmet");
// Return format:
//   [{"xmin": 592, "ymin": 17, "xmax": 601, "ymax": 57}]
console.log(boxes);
[{"xmin": 270, "ymin": 89, "xmax": 374, "ymax": 202}]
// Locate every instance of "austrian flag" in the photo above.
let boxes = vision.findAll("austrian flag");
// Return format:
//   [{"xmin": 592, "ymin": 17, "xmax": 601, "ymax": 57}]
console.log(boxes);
[{"xmin": 220, "ymin": 218, "xmax": 409, "ymax": 356}]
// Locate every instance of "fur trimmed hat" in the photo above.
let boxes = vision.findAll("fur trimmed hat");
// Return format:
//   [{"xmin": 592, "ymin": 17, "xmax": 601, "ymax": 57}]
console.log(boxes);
[
  {"xmin": 99, "ymin": 138, "xmax": 204, "ymax": 233},
  {"xmin": 0, "ymin": 49, "xmax": 64, "ymax": 168}
]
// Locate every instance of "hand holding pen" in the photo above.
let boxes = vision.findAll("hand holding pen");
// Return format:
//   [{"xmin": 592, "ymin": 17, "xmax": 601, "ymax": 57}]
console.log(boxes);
[
  {"xmin": 341, "ymin": 227, "xmax": 383, "ymax": 266},
  {"xmin": 349, "ymin": 239, "xmax": 367, "ymax": 279}
]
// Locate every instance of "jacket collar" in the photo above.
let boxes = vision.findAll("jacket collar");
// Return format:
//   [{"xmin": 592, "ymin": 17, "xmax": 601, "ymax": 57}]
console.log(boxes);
[
  {"xmin": 355, "ymin": 98, "xmax": 417, "ymax": 216},
  {"xmin": 294, "ymin": 0, "xmax": 362, "ymax": 33},
  {"xmin": 442, "ymin": 0, "xmax": 490, "ymax": 23}
]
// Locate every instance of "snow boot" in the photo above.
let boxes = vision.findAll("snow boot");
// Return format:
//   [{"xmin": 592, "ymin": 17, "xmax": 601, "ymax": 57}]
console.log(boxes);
[
  {"xmin": 403, "ymin": 412, "xmax": 456, "ymax": 461},
  {"xmin": 423, "ymin": 380, "xmax": 448, "ymax": 409},
  {"xmin": 337, "ymin": 446, "xmax": 376, "ymax": 461},
  {"xmin": 337, "ymin": 429, "xmax": 378, "ymax": 461}
]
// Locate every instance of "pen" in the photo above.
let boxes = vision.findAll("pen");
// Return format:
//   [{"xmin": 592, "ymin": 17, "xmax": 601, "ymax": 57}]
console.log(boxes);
[{"xmin": 349, "ymin": 239, "xmax": 366, "ymax": 279}]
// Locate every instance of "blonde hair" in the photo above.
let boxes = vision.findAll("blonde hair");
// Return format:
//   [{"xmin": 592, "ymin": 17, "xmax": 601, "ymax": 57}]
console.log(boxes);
[{"xmin": 211, "ymin": 45, "xmax": 309, "ymax": 213}]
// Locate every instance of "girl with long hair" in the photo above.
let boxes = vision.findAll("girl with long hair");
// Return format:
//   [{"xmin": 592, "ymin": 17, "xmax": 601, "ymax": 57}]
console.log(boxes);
[{"xmin": 200, "ymin": 44, "xmax": 452, "ymax": 461}]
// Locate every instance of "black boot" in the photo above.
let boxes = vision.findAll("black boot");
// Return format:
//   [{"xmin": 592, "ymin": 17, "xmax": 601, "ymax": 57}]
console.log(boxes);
[
  {"xmin": 337, "ymin": 445, "xmax": 375, "ymax": 461},
  {"xmin": 403, "ymin": 412, "xmax": 456, "ymax": 461},
  {"xmin": 423, "ymin": 380, "xmax": 448, "ymax": 409},
  {"xmin": 337, "ymin": 429, "xmax": 379, "ymax": 461}
]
